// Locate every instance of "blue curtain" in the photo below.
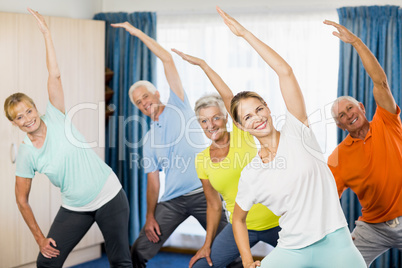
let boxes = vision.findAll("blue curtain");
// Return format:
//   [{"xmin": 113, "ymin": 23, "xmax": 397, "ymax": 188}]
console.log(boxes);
[
  {"xmin": 337, "ymin": 6, "xmax": 402, "ymax": 268},
  {"xmin": 93, "ymin": 12, "xmax": 157, "ymax": 244}
]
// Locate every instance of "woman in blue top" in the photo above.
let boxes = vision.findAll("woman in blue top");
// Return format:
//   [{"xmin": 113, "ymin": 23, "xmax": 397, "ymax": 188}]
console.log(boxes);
[{"xmin": 3, "ymin": 9, "xmax": 132, "ymax": 268}]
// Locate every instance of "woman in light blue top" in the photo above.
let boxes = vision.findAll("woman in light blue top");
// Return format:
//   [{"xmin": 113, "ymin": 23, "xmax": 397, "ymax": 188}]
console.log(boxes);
[{"xmin": 3, "ymin": 9, "xmax": 132, "ymax": 268}]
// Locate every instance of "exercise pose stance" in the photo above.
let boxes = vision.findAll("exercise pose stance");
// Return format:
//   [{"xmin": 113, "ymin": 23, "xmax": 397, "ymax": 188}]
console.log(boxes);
[
  {"xmin": 214, "ymin": 7, "xmax": 366, "ymax": 268},
  {"xmin": 111, "ymin": 21, "xmax": 229, "ymax": 267},
  {"xmin": 326, "ymin": 20, "xmax": 402, "ymax": 267},
  {"xmin": 4, "ymin": 9, "xmax": 132, "ymax": 268},
  {"xmin": 173, "ymin": 49, "xmax": 281, "ymax": 268}
]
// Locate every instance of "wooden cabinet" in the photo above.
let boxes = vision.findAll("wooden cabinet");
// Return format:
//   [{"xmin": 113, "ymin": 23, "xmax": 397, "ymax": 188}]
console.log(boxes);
[
  {"xmin": 0, "ymin": 12, "xmax": 105, "ymax": 268},
  {"xmin": 0, "ymin": 13, "xmax": 20, "ymax": 268}
]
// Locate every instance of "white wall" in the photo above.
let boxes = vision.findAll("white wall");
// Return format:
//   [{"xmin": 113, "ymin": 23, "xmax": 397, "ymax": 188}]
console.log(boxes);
[
  {"xmin": 0, "ymin": 0, "xmax": 102, "ymax": 19},
  {"xmin": 1, "ymin": 0, "xmax": 399, "ymax": 19},
  {"xmin": 101, "ymin": 0, "xmax": 401, "ymax": 15}
]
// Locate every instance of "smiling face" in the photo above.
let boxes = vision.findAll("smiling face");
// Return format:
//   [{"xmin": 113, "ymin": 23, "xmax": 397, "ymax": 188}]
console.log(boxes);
[
  {"xmin": 11, "ymin": 101, "xmax": 41, "ymax": 133},
  {"xmin": 333, "ymin": 99, "xmax": 368, "ymax": 133},
  {"xmin": 132, "ymin": 86, "xmax": 162, "ymax": 119},
  {"xmin": 198, "ymin": 106, "xmax": 228, "ymax": 142},
  {"xmin": 236, "ymin": 97, "xmax": 273, "ymax": 138}
]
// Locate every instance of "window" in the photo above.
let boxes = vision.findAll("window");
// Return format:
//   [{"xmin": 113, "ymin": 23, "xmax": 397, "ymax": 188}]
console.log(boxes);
[{"xmin": 156, "ymin": 10, "xmax": 339, "ymax": 253}]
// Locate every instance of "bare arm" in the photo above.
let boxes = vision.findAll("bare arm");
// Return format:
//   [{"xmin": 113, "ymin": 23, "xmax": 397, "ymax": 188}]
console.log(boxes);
[
  {"xmin": 172, "ymin": 49, "xmax": 234, "ymax": 115},
  {"xmin": 217, "ymin": 7, "xmax": 307, "ymax": 125},
  {"xmin": 15, "ymin": 176, "xmax": 60, "ymax": 258},
  {"xmin": 28, "ymin": 8, "xmax": 64, "ymax": 113},
  {"xmin": 189, "ymin": 179, "xmax": 222, "ymax": 268},
  {"xmin": 145, "ymin": 170, "xmax": 161, "ymax": 243},
  {"xmin": 232, "ymin": 203, "xmax": 260, "ymax": 268},
  {"xmin": 324, "ymin": 20, "xmax": 397, "ymax": 114},
  {"xmin": 111, "ymin": 22, "xmax": 185, "ymax": 101}
]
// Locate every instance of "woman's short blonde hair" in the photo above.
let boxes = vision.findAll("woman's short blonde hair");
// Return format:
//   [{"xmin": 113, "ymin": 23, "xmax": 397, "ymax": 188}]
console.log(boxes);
[
  {"xmin": 4, "ymin": 93, "xmax": 36, "ymax": 121},
  {"xmin": 230, "ymin": 91, "xmax": 266, "ymax": 124}
]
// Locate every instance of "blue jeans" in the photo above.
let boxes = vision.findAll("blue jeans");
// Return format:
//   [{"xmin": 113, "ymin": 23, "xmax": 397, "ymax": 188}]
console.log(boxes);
[
  {"xmin": 192, "ymin": 223, "xmax": 281, "ymax": 268},
  {"xmin": 260, "ymin": 227, "xmax": 366, "ymax": 268}
]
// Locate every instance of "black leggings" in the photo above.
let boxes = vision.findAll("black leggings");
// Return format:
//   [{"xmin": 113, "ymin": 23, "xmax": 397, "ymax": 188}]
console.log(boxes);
[{"xmin": 37, "ymin": 189, "xmax": 132, "ymax": 268}]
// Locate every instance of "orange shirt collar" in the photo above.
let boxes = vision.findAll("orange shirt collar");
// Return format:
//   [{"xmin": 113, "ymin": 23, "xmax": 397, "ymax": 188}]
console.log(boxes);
[{"xmin": 344, "ymin": 123, "xmax": 373, "ymax": 146}]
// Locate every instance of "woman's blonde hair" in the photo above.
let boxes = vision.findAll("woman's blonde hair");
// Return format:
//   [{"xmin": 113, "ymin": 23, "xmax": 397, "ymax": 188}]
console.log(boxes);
[
  {"xmin": 4, "ymin": 93, "xmax": 36, "ymax": 121},
  {"xmin": 230, "ymin": 91, "xmax": 266, "ymax": 124}
]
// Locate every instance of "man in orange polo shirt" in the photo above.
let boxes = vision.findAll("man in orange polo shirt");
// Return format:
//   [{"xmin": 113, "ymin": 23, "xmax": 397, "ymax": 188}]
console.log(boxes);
[{"xmin": 326, "ymin": 21, "xmax": 402, "ymax": 267}]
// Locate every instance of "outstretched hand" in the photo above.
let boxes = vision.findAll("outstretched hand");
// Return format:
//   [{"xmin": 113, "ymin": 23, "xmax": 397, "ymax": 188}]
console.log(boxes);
[
  {"xmin": 216, "ymin": 6, "xmax": 248, "ymax": 37},
  {"xmin": 111, "ymin": 22, "xmax": 139, "ymax": 36},
  {"xmin": 171, "ymin": 49, "xmax": 205, "ymax": 66},
  {"xmin": 28, "ymin": 8, "xmax": 49, "ymax": 35},
  {"xmin": 324, "ymin": 20, "xmax": 358, "ymax": 44}
]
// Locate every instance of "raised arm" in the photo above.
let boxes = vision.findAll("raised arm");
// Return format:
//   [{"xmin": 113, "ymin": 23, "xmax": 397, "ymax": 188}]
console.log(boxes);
[
  {"xmin": 189, "ymin": 180, "xmax": 222, "ymax": 268},
  {"xmin": 28, "ymin": 8, "xmax": 64, "ymax": 113},
  {"xmin": 111, "ymin": 22, "xmax": 185, "ymax": 101},
  {"xmin": 16, "ymin": 176, "xmax": 60, "ymax": 258},
  {"xmin": 324, "ymin": 20, "xmax": 397, "ymax": 114},
  {"xmin": 172, "ymin": 49, "xmax": 234, "ymax": 115},
  {"xmin": 217, "ymin": 7, "xmax": 307, "ymax": 125},
  {"xmin": 232, "ymin": 203, "xmax": 260, "ymax": 268}
]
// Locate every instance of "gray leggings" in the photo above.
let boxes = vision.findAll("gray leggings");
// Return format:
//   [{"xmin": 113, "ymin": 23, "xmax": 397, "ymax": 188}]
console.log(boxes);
[{"xmin": 37, "ymin": 189, "xmax": 132, "ymax": 268}]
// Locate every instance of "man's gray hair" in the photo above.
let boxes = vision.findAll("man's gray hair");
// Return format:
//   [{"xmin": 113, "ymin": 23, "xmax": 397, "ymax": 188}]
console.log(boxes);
[
  {"xmin": 194, "ymin": 94, "xmax": 227, "ymax": 118},
  {"xmin": 331, "ymin": 96, "xmax": 360, "ymax": 122},
  {"xmin": 128, "ymin": 80, "xmax": 157, "ymax": 105}
]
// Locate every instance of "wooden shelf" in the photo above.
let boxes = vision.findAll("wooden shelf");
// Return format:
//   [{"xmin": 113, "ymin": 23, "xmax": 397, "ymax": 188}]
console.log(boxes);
[
  {"xmin": 105, "ymin": 86, "xmax": 114, "ymax": 103},
  {"xmin": 105, "ymin": 68, "xmax": 114, "ymax": 83},
  {"xmin": 105, "ymin": 68, "xmax": 115, "ymax": 121}
]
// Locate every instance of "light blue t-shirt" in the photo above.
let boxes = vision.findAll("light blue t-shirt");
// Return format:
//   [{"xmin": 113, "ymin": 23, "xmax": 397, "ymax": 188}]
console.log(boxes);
[
  {"xmin": 142, "ymin": 89, "xmax": 204, "ymax": 202},
  {"xmin": 16, "ymin": 101, "xmax": 112, "ymax": 207}
]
